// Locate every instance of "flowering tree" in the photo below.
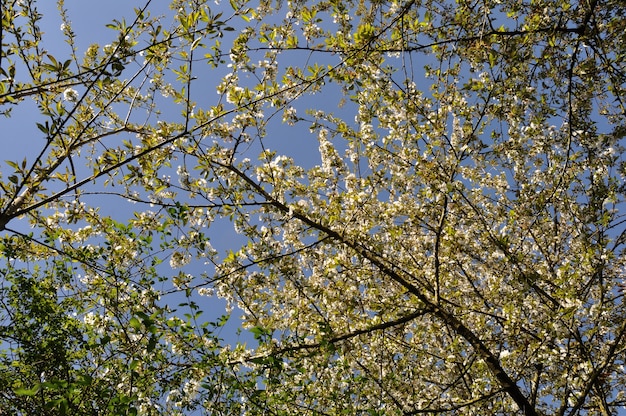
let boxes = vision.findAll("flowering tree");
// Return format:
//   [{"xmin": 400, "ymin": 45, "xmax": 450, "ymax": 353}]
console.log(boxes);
[{"xmin": 1, "ymin": 0, "xmax": 625, "ymax": 414}]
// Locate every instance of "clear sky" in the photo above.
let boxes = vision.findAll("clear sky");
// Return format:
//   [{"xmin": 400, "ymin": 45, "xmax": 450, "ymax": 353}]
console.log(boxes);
[
  {"xmin": 1, "ymin": 0, "xmax": 348, "ymax": 347},
  {"xmin": 1, "ymin": 0, "xmax": 253, "ymax": 343}
]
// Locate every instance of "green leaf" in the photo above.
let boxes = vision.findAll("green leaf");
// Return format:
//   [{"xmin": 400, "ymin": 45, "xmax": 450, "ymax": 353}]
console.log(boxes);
[
  {"xmin": 129, "ymin": 316, "xmax": 141, "ymax": 329},
  {"xmin": 14, "ymin": 385, "xmax": 40, "ymax": 396}
]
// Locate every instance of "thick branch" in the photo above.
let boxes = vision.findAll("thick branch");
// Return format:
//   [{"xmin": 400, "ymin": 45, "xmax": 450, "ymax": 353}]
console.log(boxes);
[{"xmin": 219, "ymin": 162, "xmax": 539, "ymax": 416}]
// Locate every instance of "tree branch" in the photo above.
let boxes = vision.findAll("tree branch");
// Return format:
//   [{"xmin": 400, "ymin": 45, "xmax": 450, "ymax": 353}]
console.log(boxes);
[{"xmin": 219, "ymin": 162, "xmax": 539, "ymax": 416}]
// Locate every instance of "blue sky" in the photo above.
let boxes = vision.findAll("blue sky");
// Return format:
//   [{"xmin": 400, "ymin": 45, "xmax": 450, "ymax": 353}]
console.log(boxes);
[
  {"xmin": 0, "ymin": 0, "xmax": 344, "ymax": 348},
  {"xmin": 1, "ymin": 0, "xmax": 249, "ymax": 342}
]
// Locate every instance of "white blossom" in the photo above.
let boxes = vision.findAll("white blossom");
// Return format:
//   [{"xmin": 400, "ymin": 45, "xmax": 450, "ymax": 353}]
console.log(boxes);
[{"xmin": 63, "ymin": 87, "xmax": 79, "ymax": 102}]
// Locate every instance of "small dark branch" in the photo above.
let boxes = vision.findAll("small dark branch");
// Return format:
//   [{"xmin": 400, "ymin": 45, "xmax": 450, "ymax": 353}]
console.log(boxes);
[
  {"xmin": 3, "ymin": 226, "xmax": 112, "ymax": 276},
  {"xmin": 171, "ymin": 236, "xmax": 331, "ymax": 296},
  {"xmin": 433, "ymin": 195, "xmax": 449, "ymax": 304},
  {"xmin": 566, "ymin": 318, "xmax": 626, "ymax": 416},
  {"xmin": 405, "ymin": 388, "xmax": 505, "ymax": 414},
  {"xmin": 238, "ymin": 308, "xmax": 429, "ymax": 361},
  {"xmin": 354, "ymin": 357, "xmax": 412, "ymax": 413},
  {"xmin": 577, "ymin": 0, "xmax": 599, "ymax": 35}
]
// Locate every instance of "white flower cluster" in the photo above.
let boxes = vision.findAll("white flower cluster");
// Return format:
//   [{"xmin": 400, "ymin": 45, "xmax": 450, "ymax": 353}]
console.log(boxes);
[
  {"xmin": 282, "ymin": 106, "xmax": 298, "ymax": 125},
  {"xmin": 257, "ymin": 58, "xmax": 278, "ymax": 80},
  {"xmin": 317, "ymin": 129, "xmax": 344, "ymax": 174},
  {"xmin": 197, "ymin": 287, "xmax": 214, "ymax": 297},
  {"xmin": 169, "ymin": 251, "xmax": 191, "ymax": 269},
  {"xmin": 63, "ymin": 87, "xmax": 79, "ymax": 102},
  {"xmin": 83, "ymin": 311, "xmax": 112, "ymax": 336},
  {"xmin": 172, "ymin": 272, "xmax": 193, "ymax": 290},
  {"xmin": 302, "ymin": 21, "xmax": 324, "ymax": 42},
  {"xmin": 255, "ymin": 154, "xmax": 292, "ymax": 183}
]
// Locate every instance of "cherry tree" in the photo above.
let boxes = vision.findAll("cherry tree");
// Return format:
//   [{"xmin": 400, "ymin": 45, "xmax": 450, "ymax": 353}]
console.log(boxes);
[{"xmin": 0, "ymin": 0, "xmax": 625, "ymax": 414}]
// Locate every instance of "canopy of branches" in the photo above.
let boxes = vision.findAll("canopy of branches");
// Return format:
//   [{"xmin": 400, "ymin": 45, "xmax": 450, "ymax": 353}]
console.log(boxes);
[{"xmin": 0, "ymin": 0, "xmax": 625, "ymax": 414}]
